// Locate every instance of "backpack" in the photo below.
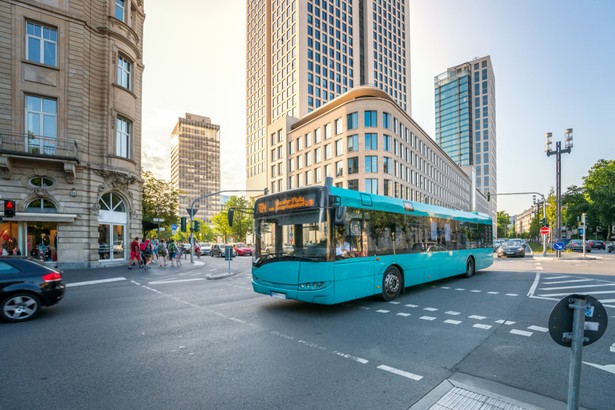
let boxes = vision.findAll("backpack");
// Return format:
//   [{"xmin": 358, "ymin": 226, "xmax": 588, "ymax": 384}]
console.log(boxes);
[
  {"xmin": 139, "ymin": 243, "xmax": 146, "ymax": 252},
  {"xmin": 169, "ymin": 243, "xmax": 177, "ymax": 253},
  {"xmin": 158, "ymin": 244, "xmax": 167, "ymax": 255},
  {"xmin": 144, "ymin": 244, "xmax": 152, "ymax": 255}
]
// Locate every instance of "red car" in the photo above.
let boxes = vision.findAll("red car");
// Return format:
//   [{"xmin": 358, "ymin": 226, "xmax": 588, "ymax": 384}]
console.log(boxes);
[{"xmin": 234, "ymin": 244, "xmax": 253, "ymax": 256}]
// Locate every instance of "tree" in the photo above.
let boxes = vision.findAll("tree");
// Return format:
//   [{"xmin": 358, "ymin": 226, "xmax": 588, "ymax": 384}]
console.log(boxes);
[
  {"xmin": 496, "ymin": 211, "xmax": 511, "ymax": 239},
  {"xmin": 211, "ymin": 212, "xmax": 232, "ymax": 243},
  {"xmin": 211, "ymin": 196, "xmax": 254, "ymax": 243},
  {"xmin": 583, "ymin": 159, "xmax": 615, "ymax": 240},
  {"xmin": 141, "ymin": 170, "xmax": 180, "ymax": 237},
  {"xmin": 562, "ymin": 185, "xmax": 591, "ymax": 238}
]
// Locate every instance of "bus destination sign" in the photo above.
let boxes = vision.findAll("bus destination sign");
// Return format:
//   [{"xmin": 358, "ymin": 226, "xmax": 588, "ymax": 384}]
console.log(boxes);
[{"xmin": 257, "ymin": 192, "xmax": 318, "ymax": 215}]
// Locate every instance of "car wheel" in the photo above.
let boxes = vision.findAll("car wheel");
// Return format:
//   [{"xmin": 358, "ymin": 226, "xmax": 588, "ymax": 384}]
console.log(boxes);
[
  {"xmin": 381, "ymin": 266, "xmax": 402, "ymax": 301},
  {"xmin": 1, "ymin": 293, "xmax": 41, "ymax": 323},
  {"xmin": 463, "ymin": 257, "xmax": 475, "ymax": 278}
]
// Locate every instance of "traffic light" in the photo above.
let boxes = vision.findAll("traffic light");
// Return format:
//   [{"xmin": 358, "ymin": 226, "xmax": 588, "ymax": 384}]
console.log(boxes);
[
  {"xmin": 193, "ymin": 220, "xmax": 200, "ymax": 232},
  {"xmin": 180, "ymin": 217, "xmax": 187, "ymax": 232},
  {"xmin": 540, "ymin": 217, "xmax": 548, "ymax": 227},
  {"xmin": 4, "ymin": 200, "xmax": 16, "ymax": 217},
  {"xmin": 227, "ymin": 208, "xmax": 235, "ymax": 227}
]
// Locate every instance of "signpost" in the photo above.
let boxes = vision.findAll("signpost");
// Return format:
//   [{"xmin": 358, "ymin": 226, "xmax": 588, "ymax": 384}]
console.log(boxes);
[
  {"xmin": 153, "ymin": 218, "xmax": 165, "ymax": 239},
  {"xmin": 549, "ymin": 294, "xmax": 608, "ymax": 409},
  {"xmin": 171, "ymin": 223, "xmax": 177, "ymax": 235}
]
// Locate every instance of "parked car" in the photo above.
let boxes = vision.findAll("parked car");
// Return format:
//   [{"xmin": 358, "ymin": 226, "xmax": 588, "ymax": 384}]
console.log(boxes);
[
  {"xmin": 566, "ymin": 240, "xmax": 591, "ymax": 252},
  {"xmin": 591, "ymin": 240, "xmax": 606, "ymax": 250},
  {"xmin": 199, "ymin": 243, "xmax": 212, "ymax": 256},
  {"xmin": 608, "ymin": 243, "xmax": 615, "ymax": 253},
  {"xmin": 0, "ymin": 257, "xmax": 65, "ymax": 322},
  {"xmin": 234, "ymin": 244, "xmax": 253, "ymax": 256},
  {"xmin": 496, "ymin": 240, "xmax": 526, "ymax": 258},
  {"xmin": 211, "ymin": 244, "xmax": 237, "ymax": 258}
]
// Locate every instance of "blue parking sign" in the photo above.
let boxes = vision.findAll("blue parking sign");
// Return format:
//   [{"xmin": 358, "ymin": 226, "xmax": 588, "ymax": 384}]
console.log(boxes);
[{"xmin": 553, "ymin": 242, "xmax": 565, "ymax": 251}]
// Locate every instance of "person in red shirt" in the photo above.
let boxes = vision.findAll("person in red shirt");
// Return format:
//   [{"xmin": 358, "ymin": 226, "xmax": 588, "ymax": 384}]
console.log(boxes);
[{"xmin": 128, "ymin": 237, "xmax": 141, "ymax": 269}]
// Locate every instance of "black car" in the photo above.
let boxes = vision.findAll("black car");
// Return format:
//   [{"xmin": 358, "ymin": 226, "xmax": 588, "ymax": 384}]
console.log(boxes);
[
  {"xmin": 566, "ymin": 240, "xmax": 591, "ymax": 253},
  {"xmin": 591, "ymin": 240, "xmax": 606, "ymax": 250},
  {"xmin": 608, "ymin": 243, "xmax": 615, "ymax": 253},
  {"xmin": 496, "ymin": 240, "xmax": 526, "ymax": 258},
  {"xmin": 0, "ymin": 257, "xmax": 65, "ymax": 323}
]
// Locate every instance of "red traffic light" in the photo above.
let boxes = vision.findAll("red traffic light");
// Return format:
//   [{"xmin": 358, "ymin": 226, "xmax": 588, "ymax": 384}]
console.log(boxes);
[{"xmin": 4, "ymin": 200, "xmax": 16, "ymax": 217}]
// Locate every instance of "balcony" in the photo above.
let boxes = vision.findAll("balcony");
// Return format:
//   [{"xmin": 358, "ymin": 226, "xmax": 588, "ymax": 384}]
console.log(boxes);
[{"xmin": 0, "ymin": 132, "xmax": 79, "ymax": 181}]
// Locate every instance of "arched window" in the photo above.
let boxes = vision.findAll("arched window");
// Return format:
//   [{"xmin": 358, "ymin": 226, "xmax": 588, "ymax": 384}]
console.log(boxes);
[
  {"xmin": 99, "ymin": 192, "xmax": 125, "ymax": 212},
  {"xmin": 26, "ymin": 198, "xmax": 57, "ymax": 213}
]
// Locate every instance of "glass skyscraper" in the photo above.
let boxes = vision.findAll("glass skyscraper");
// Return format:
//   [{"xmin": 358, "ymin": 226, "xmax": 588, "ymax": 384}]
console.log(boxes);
[{"xmin": 434, "ymin": 56, "xmax": 497, "ymax": 218}]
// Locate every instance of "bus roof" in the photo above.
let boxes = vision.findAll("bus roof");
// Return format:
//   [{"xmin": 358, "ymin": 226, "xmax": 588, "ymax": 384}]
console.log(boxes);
[{"xmin": 328, "ymin": 186, "xmax": 491, "ymax": 224}]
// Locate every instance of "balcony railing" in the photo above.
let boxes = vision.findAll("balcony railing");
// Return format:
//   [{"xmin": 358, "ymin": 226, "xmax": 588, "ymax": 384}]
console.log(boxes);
[{"xmin": 0, "ymin": 132, "xmax": 78, "ymax": 161}]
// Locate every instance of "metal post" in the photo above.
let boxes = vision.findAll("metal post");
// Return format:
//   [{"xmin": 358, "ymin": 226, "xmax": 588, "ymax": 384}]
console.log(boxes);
[
  {"xmin": 555, "ymin": 141, "xmax": 562, "ymax": 257},
  {"xmin": 567, "ymin": 296, "xmax": 587, "ymax": 410},
  {"xmin": 543, "ymin": 200, "xmax": 547, "ymax": 257}
]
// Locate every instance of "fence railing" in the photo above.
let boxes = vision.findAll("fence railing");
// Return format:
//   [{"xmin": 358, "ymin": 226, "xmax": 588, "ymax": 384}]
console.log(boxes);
[{"xmin": 0, "ymin": 132, "xmax": 78, "ymax": 160}]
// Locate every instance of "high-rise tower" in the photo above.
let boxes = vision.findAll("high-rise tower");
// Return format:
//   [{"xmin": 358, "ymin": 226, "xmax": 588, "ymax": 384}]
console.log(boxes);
[
  {"xmin": 246, "ymin": 0, "xmax": 412, "ymax": 192},
  {"xmin": 171, "ymin": 114, "xmax": 221, "ymax": 223},
  {"xmin": 435, "ymin": 56, "xmax": 496, "ymax": 217}
]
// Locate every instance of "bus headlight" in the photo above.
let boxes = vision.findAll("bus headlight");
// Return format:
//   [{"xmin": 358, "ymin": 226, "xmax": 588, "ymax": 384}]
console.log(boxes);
[{"xmin": 299, "ymin": 281, "xmax": 329, "ymax": 289}]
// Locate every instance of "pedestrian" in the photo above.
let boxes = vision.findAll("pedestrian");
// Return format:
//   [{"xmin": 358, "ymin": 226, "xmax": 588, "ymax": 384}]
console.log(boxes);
[
  {"xmin": 128, "ymin": 237, "xmax": 141, "ymax": 269},
  {"xmin": 139, "ymin": 239, "xmax": 147, "ymax": 268},
  {"xmin": 157, "ymin": 239, "xmax": 167, "ymax": 267},
  {"xmin": 143, "ymin": 239, "xmax": 153, "ymax": 269},
  {"xmin": 195, "ymin": 243, "xmax": 201, "ymax": 259},
  {"xmin": 168, "ymin": 239, "xmax": 178, "ymax": 267}
]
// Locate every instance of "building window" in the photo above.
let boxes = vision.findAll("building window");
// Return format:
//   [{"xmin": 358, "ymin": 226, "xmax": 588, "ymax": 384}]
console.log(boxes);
[
  {"xmin": 324, "ymin": 144, "xmax": 331, "ymax": 160},
  {"xmin": 383, "ymin": 134, "xmax": 392, "ymax": 152},
  {"xmin": 25, "ymin": 95, "xmax": 57, "ymax": 154},
  {"xmin": 335, "ymin": 139, "xmax": 343, "ymax": 156},
  {"xmin": 383, "ymin": 112, "xmax": 391, "ymax": 129},
  {"xmin": 118, "ymin": 54, "xmax": 132, "ymax": 90},
  {"xmin": 365, "ymin": 133, "xmax": 377, "ymax": 150},
  {"xmin": 25, "ymin": 198, "xmax": 57, "ymax": 213},
  {"xmin": 347, "ymin": 112, "xmax": 358, "ymax": 130},
  {"xmin": 315, "ymin": 167, "xmax": 322, "ymax": 183},
  {"xmin": 383, "ymin": 157, "xmax": 392, "ymax": 174},
  {"xmin": 365, "ymin": 178, "xmax": 378, "ymax": 194},
  {"xmin": 335, "ymin": 118, "xmax": 343, "ymax": 134},
  {"xmin": 335, "ymin": 160, "xmax": 343, "ymax": 177},
  {"xmin": 28, "ymin": 176, "xmax": 54, "ymax": 188},
  {"xmin": 364, "ymin": 110, "xmax": 377, "ymax": 127},
  {"xmin": 365, "ymin": 155, "xmax": 378, "ymax": 173},
  {"xmin": 26, "ymin": 22, "xmax": 57, "ymax": 67},
  {"xmin": 115, "ymin": 0, "xmax": 126, "ymax": 22},
  {"xmin": 347, "ymin": 134, "xmax": 358, "ymax": 152},
  {"xmin": 347, "ymin": 157, "xmax": 359, "ymax": 174},
  {"xmin": 347, "ymin": 179, "xmax": 359, "ymax": 190},
  {"xmin": 116, "ymin": 116, "xmax": 131, "ymax": 159},
  {"xmin": 98, "ymin": 193, "xmax": 127, "ymax": 261}
]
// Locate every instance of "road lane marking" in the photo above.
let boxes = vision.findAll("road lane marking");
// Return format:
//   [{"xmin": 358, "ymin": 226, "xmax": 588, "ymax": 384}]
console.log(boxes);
[
  {"xmin": 469, "ymin": 315, "xmax": 486, "ymax": 320},
  {"xmin": 543, "ymin": 279, "xmax": 593, "ymax": 285},
  {"xmin": 528, "ymin": 272, "xmax": 540, "ymax": 297},
  {"xmin": 495, "ymin": 320, "xmax": 516, "ymax": 325},
  {"xmin": 405, "ymin": 304, "xmax": 419, "ymax": 308},
  {"xmin": 445, "ymin": 311, "xmax": 461, "ymax": 315},
  {"xmin": 540, "ymin": 283, "xmax": 615, "ymax": 291},
  {"xmin": 148, "ymin": 278, "xmax": 206, "ymax": 285},
  {"xmin": 473, "ymin": 324, "xmax": 492, "ymax": 330},
  {"xmin": 66, "ymin": 277, "xmax": 127, "ymax": 287},
  {"xmin": 377, "ymin": 365, "xmax": 423, "ymax": 381},
  {"xmin": 423, "ymin": 307, "xmax": 438, "ymax": 311},
  {"xmin": 510, "ymin": 329, "xmax": 533, "ymax": 337},
  {"xmin": 396, "ymin": 313, "xmax": 411, "ymax": 317},
  {"xmin": 487, "ymin": 291, "xmax": 500, "ymax": 295},
  {"xmin": 376, "ymin": 310, "xmax": 390, "ymax": 313},
  {"xmin": 444, "ymin": 320, "xmax": 462, "ymax": 325},
  {"xmin": 505, "ymin": 293, "xmax": 519, "ymax": 297},
  {"xmin": 333, "ymin": 351, "xmax": 369, "ymax": 364},
  {"xmin": 419, "ymin": 316, "xmax": 436, "ymax": 321},
  {"xmin": 528, "ymin": 326, "xmax": 548, "ymax": 332}
]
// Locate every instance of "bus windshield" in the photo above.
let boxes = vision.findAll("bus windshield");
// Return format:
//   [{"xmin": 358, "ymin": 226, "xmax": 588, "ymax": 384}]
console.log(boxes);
[{"xmin": 254, "ymin": 209, "xmax": 331, "ymax": 264}]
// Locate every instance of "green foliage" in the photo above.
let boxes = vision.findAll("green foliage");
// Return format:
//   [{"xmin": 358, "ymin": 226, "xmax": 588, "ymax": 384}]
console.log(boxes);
[
  {"xmin": 142, "ymin": 170, "xmax": 180, "ymax": 238},
  {"xmin": 583, "ymin": 159, "xmax": 615, "ymax": 240},
  {"xmin": 212, "ymin": 196, "xmax": 254, "ymax": 243},
  {"xmin": 496, "ymin": 211, "xmax": 511, "ymax": 238}
]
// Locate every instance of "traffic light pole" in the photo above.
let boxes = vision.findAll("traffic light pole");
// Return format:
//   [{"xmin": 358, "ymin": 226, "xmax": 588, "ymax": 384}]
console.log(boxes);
[{"xmin": 186, "ymin": 188, "xmax": 268, "ymax": 264}]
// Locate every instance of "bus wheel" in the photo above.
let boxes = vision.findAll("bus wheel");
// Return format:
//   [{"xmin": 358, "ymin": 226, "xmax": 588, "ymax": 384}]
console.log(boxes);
[
  {"xmin": 464, "ymin": 257, "xmax": 475, "ymax": 278},
  {"xmin": 382, "ymin": 266, "xmax": 402, "ymax": 301}
]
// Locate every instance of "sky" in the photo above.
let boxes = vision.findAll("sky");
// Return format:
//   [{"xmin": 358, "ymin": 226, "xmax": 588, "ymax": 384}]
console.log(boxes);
[{"xmin": 141, "ymin": 0, "xmax": 615, "ymax": 216}]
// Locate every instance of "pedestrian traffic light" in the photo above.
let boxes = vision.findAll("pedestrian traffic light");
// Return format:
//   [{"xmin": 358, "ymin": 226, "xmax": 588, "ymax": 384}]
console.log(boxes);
[
  {"xmin": 193, "ymin": 220, "xmax": 200, "ymax": 232},
  {"xmin": 3, "ymin": 200, "xmax": 16, "ymax": 217},
  {"xmin": 180, "ymin": 217, "xmax": 187, "ymax": 232}
]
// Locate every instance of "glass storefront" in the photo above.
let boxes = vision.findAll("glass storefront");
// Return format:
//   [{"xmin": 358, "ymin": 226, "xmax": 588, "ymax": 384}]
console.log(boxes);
[
  {"xmin": 0, "ymin": 221, "xmax": 57, "ymax": 261},
  {"xmin": 97, "ymin": 192, "xmax": 127, "ymax": 262}
]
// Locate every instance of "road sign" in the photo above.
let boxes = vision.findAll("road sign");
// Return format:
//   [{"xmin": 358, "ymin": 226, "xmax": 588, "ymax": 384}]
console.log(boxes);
[
  {"xmin": 540, "ymin": 226, "xmax": 549, "ymax": 235},
  {"xmin": 186, "ymin": 208, "xmax": 198, "ymax": 218},
  {"xmin": 171, "ymin": 224, "xmax": 177, "ymax": 230},
  {"xmin": 553, "ymin": 242, "xmax": 565, "ymax": 251},
  {"xmin": 549, "ymin": 294, "xmax": 608, "ymax": 347},
  {"xmin": 153, "ymin": 218, "xmax": 165, "ymax": 222}
]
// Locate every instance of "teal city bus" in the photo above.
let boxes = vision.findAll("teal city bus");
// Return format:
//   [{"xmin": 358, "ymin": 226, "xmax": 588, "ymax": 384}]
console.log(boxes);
[{"xmin": 251, "ymin": 183, "xmax": 493, "ymax": 304}]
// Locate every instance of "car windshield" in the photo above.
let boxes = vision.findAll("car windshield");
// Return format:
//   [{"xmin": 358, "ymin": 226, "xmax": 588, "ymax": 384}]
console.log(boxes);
[
  {"xmin": 504, "ymin": 241, "xmax": 522, "ymax": 247},
  {"xmin": 254, "ymin": 209, "xmax": 329, "ymax": 265}
]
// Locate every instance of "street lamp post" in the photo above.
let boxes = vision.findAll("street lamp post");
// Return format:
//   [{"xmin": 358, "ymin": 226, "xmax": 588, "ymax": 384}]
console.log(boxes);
[{"xmin": 545, "ymin": 128, "xmax": 573, "ymax": 257}]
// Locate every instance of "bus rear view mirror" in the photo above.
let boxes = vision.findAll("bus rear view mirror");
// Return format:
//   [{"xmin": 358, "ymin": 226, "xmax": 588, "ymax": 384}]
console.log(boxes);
[{"xmin": 334, "ymin": 206, "xmax": 346, "ymax": 225}]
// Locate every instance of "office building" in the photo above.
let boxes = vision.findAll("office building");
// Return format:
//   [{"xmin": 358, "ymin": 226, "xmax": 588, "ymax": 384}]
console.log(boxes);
[
  {"xmin": 171, "ymin": 114, "xmax": 221, "ymax": 223},
  {"xmin": 0, "ymin": 0, "xmax": 145, "ymax": 268},
  {"xmin": 246, "ymin": 0, "xmax": 412, "ymax": 192},
  {"xmin": 434, "ymin": 55, "xmax": 497, "ymax": 218}
]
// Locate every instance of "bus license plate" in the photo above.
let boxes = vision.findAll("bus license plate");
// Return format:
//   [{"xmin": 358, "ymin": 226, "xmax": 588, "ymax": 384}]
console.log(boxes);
[{"xmin": 270, "ymin": 291, "xmax": 287, "ymax": 299}]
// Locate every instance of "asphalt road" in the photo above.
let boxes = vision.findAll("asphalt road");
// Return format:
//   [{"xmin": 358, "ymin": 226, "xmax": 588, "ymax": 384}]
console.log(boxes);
[{"xmin": 1, "ymin": 252, "xmax": 614, "ymax": 410}]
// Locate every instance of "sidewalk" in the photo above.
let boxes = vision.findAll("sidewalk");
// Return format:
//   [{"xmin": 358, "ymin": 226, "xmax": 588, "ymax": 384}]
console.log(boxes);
[{"xmin": 409, "ymin": 373, "xmax": 586, "ymax": 410}]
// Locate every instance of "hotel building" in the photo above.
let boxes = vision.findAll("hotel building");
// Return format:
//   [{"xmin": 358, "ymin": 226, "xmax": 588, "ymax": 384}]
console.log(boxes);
[
  {"xmin": 171, "ymin": 114, "xmax": 221, "ymax": 222},
  {"xmin": 0, "ymin": 0, "xmax": 145, "ymax": 268}
]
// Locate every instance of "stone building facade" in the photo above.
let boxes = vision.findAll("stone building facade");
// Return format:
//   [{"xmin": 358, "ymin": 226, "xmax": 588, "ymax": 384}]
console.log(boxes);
[{"xmin": 0, "ymin": 0, "xmax": 145, "ymax": 268}]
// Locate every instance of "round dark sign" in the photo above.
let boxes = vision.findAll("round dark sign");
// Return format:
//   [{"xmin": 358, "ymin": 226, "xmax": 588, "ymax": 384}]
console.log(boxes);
[
  {"xmin": 549, "ymin": 294, "xmax": 608, "ymax": 347},
  {"xmin": 549, "ymin": 295, "xmax": 608, "ymax": 347}
]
